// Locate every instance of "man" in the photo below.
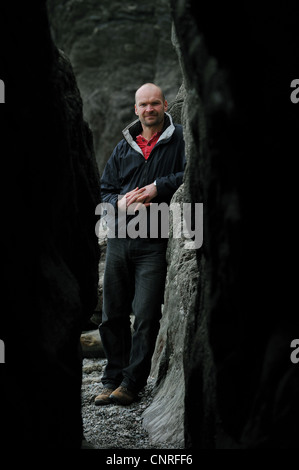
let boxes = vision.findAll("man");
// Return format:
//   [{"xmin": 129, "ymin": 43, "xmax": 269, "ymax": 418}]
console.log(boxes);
[{"xmin": 95, "ymin": 83, "xmax": 185, "ymax": 406}]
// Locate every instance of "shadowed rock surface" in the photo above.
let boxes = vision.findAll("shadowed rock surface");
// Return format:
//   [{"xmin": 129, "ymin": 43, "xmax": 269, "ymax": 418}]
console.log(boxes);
[
  {"xmin": 143, "ymin": 0, "xmax": 299, "ymax": 449},
  {"xmin": 0, "ymin": 2, "xmax": 101, "ymax": 449},
  {"xmin": 47, "ymin": 0, "xmax": 182, "ymax": 173},
  {"xmin": 0, "ymin": 0, "xmax": 298, "ymax": 451},
  {"xmin": 80, "ymin": 329, "xmax": 105, "ymax": 358},
  {"xmin": 142, "ymin": 184, "xmax": 200, "ymax": 447}
]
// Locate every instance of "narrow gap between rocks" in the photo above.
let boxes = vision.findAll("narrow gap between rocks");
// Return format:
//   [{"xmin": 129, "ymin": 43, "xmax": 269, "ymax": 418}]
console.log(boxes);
[{"xmin": 81, "ymin": 357, "xmax": 183, "ymax": 449}]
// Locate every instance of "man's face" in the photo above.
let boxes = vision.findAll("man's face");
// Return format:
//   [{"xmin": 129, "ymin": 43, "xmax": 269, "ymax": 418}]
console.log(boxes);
[{"xmin": 135, "ymin": 86, "xmax": 168, "ymax": 128}]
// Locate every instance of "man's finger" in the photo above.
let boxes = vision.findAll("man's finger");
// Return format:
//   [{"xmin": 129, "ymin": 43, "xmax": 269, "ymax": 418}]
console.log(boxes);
[
  {"xmin": 127, "ymin": 192, "xmax": 147, "ymax": 206},
  {"xmin": 135, "ymin": 194, "xmax": 150, "ymax": 203},
  {"xmin": 128, "ymin": 187, "xmax": 145, "ymax": 196},
  {"xmin": 126, "ymin": 188, "xmax": 146, "ymax": 205}
]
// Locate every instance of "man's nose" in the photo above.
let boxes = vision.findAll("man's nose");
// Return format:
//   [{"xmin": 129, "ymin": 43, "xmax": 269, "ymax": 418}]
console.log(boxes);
[{"xmin": 145, "ymin": 104, "xmax": 154, "ymax": 112}]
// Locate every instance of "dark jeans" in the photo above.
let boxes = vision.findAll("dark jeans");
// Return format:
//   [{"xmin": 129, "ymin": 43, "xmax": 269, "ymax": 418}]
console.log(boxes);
[{"xmin": 99, "ymin": 237, "xmax": 168, "ymax": 393}]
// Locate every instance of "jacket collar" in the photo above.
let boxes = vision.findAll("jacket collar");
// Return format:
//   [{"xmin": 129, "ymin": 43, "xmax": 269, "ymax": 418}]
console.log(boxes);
[{"xmin": 122, "ymin": 113, "xmax": 175, "ymax": 154}]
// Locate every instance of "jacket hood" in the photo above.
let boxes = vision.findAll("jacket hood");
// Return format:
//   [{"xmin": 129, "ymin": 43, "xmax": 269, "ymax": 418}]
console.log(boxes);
[{"xmin": 122, "ymin": 112, "xmax": 175, "ymax": 156}]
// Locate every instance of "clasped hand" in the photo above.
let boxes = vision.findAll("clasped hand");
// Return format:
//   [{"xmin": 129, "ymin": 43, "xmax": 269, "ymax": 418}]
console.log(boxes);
[{"xmin": 117, "ymin": 184, "xmax": 158, "ymax": 212}]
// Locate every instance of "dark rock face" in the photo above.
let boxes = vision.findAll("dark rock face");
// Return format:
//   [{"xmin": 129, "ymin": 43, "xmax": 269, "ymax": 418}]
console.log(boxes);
[
  {"xmin": 80, "ymin": 329, "xmax": 105, "ymax": 359},
  {"xmin": 142, "ymin": 183, "xmax": 199, "ymax": 447},
  {"xmin": 156, "ymin": 1, "xmax": 298, "ymax": 449},
  {"xmin": 1, "ymin": 0, "xmax": 298, "ymax": 451},
  {"xmin": 0, "ymin": 2, "xmax": 101, "ymax": 448},
  {"xmin": 47, "ymin": 0, "xmax": 182, "ymax": 173}
]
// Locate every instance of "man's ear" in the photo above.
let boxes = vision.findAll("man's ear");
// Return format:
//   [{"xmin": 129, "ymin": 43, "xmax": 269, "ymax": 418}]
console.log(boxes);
[
  {"xmin": 164, "ymin": 100, "xmax": 168, "ymax": 112},
  {"xmin": 135, "ymin": 104, "xmax": 138, "ymax": 115}
]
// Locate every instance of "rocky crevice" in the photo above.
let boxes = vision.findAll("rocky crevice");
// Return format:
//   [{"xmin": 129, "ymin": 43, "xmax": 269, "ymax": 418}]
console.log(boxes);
[
  {"xmin": 0, "ymin": 2, "xmax": 101, "ymax": 448},
  {"xmin": 143, "ymin": 0, "xmax": 299, "ymax": 449},
  {"xmin": 1, "ymin": 0, "xmax": 298, "ymax": 450},
  {"xmin": 47, "ymin": 0, "xmax": 182, "ymax": 174}
]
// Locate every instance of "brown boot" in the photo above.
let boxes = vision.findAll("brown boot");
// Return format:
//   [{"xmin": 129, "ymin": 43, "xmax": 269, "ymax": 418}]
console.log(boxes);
[
  {"xmin": 109, "ymin": 386, "xmax": 137, "ymax": 406},
  {"xmin": 94, "ymin": 388, "xmax": 114, "ymax": 406}
]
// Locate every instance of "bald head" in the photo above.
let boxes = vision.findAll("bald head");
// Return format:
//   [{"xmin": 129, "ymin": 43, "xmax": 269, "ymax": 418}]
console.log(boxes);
[
  {"xmin": 135, "ymin": 83, "xmax": 165, "ymax": 105},
  {"xmin": 134, "ymin": 83, "xmax": 168, "ymax": 131}
]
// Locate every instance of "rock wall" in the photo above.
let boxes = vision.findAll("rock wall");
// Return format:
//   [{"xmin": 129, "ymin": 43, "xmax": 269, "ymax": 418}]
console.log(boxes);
[
  {"xmin": 47, "ymin": 0, "xmax": 182, "ymax": 173},
  {"xmin": 144, "ymin": 1, "xmax": 299, "ymax": 449},
  {"xmin": 142, "ymin": 183, "xmax": 200, "ymax": 447},
  {"xmin": 0, "ymin": 2, "xmax": 101, "ymax": 449},
  {"xmin": 1, "ymin": 0, "xmax": 298, "ymax": 451}
]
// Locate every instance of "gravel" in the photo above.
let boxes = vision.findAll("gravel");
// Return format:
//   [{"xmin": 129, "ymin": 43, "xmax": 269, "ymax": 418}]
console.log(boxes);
[{"xmin": 81, "ymin": 358, "xmax": 183, "ymax": 450}]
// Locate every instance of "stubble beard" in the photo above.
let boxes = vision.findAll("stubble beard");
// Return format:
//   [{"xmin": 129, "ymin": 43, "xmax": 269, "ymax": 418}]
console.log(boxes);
[{"xmin": 142, "ymin": 113, "xmax": 164, "ymax": 128}]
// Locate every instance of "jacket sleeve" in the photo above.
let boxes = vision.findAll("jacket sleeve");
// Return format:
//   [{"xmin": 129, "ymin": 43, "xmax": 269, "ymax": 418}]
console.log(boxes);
[
  {"xmin": 100, "ymin": 146, "xmax": 121, "ymax": 210},
  {"xmin": 155, "ymin": 134, "xmax": 186, "ymax": 199}
]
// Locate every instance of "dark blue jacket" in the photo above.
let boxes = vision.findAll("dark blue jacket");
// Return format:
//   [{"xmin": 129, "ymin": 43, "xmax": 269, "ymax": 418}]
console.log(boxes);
[
  {"xmin": 101, "ymin": 113, "xmax": 185, "ymax": 205},
  {"xmin": 100, "ymin": 113, "xmax": 186, "ymax": 236}
]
